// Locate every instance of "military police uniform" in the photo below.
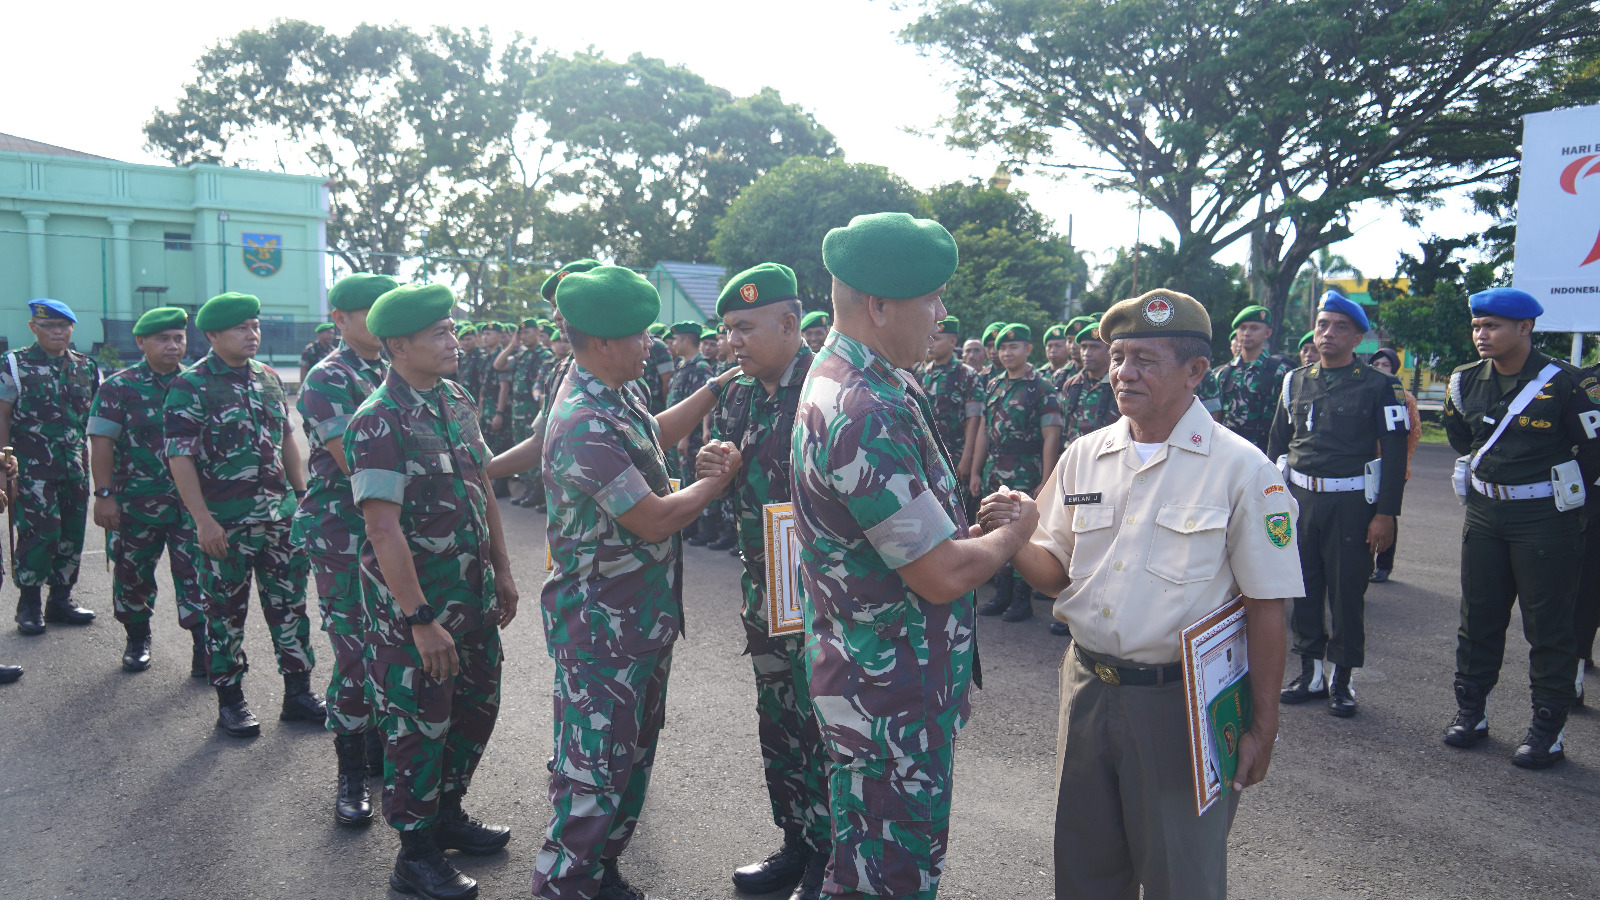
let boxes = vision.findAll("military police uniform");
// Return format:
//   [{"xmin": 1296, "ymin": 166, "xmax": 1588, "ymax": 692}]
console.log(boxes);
[
  {"xmin": 1439, "ymin": 288, "xmax": 1600, "ymax": 768},
  {"xmin": 1268, "ymin": 291, "xmax": 1408, "ymax": 717},
  {"xmin": 2, "ymin": 299, "xmax": 99, "ymax": 632},
  {"xmin": 1576, "ymin": 359, "xmax": 1600, "ymax": 675}
]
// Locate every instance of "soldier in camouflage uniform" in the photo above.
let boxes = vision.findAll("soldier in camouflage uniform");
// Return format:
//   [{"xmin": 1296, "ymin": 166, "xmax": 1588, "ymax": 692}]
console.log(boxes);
[
  {"xmin": 917, "ymin": 316, "xmax": 981, "ymax": 495},
  {"xmin": 1199, "ymin": 305, "xmax": 1296, "ymax": 453},
  {"xmin": 661, "ymin": 321, "xmax": 704, "ymax": 482},
  {"xmin": 1058, "ymin": 322, "xmax": 1119, "ymax": 449},
  {"xmin": 672, "ymin": 328, "xmax": 718, "ymax": 544},
  {"xmin": 800, "ymin": 310, "xmax": 831, "ymax": 355},
  {"xmin": 533, "ymin": 265, "xmax": 739, "ymax": 900},
  {"xmin": 511, "ymin": 320, "xmax": 556, "ymax": 507},
  {"xmin": 794, "ymin": 212, "xmax": 1038, "ymax": 900},
  {"xmin": 454, "ymin": 324, "xmax": 482, "ymax": 402},
  {"xmin": 978, "ymin": 321, "xmax": 1004, "ymax": 381},
  {"xmin": 1042, "ymin": 323, "xmax": 1076, "ymax": 390},
  {"xmin": 698, "ymin": 264, "xmax": 832, "ymax": 900},
  {"xmin": 166, "ymin": 292, "xmax": 324, "ymax": 739},
  {"xmin": 293, "ymin": 273, "xmax": 397, "ymax": 826},
  {"xmin": 960, "ymin": 338, "xmax": 986, "ymax": 373},
  {"xmin": 300, "ymin": 323, "xmax": 337, "ymax": 386},
  {"xmin": 1, "ymin": 298, "xmax": 99, "ymax": 634},
  {"xmin": 970, "ymin": 323, "xmax": 1063, "ymax": 623},
  {"xmin": 87, "ymin": 306, "xmax": 203, "ymax": 673},
  {"xmin": 632, "ymin": 331, "xmax": 676, "ymax": 415}
]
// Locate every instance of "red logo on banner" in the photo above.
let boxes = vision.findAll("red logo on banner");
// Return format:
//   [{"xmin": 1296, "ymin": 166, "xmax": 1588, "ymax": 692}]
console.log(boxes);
[{"xmin": 1559, "ymin": 154, "xmax": 1600, "ymax": 266}]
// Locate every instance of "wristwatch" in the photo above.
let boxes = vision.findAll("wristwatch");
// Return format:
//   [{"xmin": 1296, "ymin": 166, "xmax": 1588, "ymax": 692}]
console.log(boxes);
[
  {"xmin": 404, "ymin": 605, "xmax": 436, "ymax": 626},
  {"xmin": 93, "ymin": 487, "xmax": 114, "ymax": 499},
  {"xmin": 708, "ymin": 378, "xmax": 727, "ymax": 400}
]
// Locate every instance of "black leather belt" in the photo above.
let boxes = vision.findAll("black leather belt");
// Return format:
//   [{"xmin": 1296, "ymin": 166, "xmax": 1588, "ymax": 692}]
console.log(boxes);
[{"xmin": 1073, "ymin": 644, "xmax": 1182, "ymax": 687}]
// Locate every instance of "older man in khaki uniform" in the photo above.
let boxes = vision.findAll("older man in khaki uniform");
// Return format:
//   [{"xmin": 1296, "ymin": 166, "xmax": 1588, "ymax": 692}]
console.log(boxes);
[{"xmin": 991, "ymin": 289, "xmax": 1305, "ymax": 900}]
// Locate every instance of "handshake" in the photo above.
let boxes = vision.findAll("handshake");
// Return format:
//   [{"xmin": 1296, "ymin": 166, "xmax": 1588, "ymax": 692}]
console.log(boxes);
[{"xmin": 970, "ymin": 486, "xmax": 1038, "ymax": 539}]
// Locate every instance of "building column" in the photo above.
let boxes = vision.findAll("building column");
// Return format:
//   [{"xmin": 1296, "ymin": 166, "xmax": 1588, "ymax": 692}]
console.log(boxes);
[
  {"xmin": 108, "ymin": 215, "xmax": 134, "ymax": 317},
  {"xmin": 22, "ymin": 210, "xmax": 49, "ymax": 300}
]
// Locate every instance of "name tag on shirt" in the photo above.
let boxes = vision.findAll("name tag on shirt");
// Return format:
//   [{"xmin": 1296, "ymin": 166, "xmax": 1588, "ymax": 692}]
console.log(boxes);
[{"xmin": 1062, "ymin": 492, "xmax": 1103, "ymax": 506}]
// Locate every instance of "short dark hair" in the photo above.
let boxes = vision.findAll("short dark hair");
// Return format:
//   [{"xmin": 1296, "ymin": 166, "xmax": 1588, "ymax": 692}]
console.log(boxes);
[
  {"xmin": 563, "ymin": 322, "xmax": 591, "ymax": 351},
  {"xmin": 1169, "ymin": 336, "xmax": 1213, "ymax": 365}
]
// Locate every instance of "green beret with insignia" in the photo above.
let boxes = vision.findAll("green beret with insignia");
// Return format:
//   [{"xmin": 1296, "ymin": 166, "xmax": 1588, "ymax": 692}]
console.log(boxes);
[
  {"xmin": 670, "ymin": 321, "xmax": 702, "ymax": 337},
  {"xmin": 328, "ymin": 273, "xmax": 399, "ymax": 312},
  {"xmin": 195, "ymin": 292, "xmax": 261, "ymax": 333},
  {"xmin": 821, "ymin": 212, "xmax": 959, "ymax": 300},
  {"xmin": 541, "ymin": 259, "xmax": 603, "ymax": 302},
  {"xmin": 981, "ymin": 322, "xmax": 1004, "ymax": 346},
  {"xmin": 717, "ymin": 262, "xmax": 799, "ymax": 316},
  {"xmin": 132, "ymin": 306, "xmax": 188, "ymax": 337},
  {"xmin": 457, "ymin": 323, "xmax": 477, "ymax": 336},
  {"xmin": 996, "ymin": 323, "xmax": 1032, "ymax": 345},
  {"xmin": 1299, "ymin": 331, "xmax": 1315, "ymax": 349},
  {"xmin": 541, "ymin": 322, "xmax": 559, "ymax": 338},
  {"xmin": 1100, "ymin": 289, "xmax": 1212, "ymax": 343},
  {"xmin": 316, "ymin": 323, "xmax": 336, "ymax": 334},
  {"xmin": 939, "ymin": 315, "xmax": 961, "ymax": 335},
  {"xmin": 1066, "ymin": 316, "xmax": 1093, "ymax": 332},
  {"xmin": 647, "ymin": 323, "xmax": 668, "ymax": 337},
  {"xmin": 556, "ymin": 265, "xmax": 660, "ymax": 339},
  {"xmin": 1043, "ymin": 324, "xmax": 1069, "ymax": 342},
  {"xmin": 1075, "ymin": 323, "xmax": 1103, "ymax": 343},
  {"xmin": 522, "ymin": 317, "xmax": 541, "ymax": 329},
  {"xmin": 800, "ymin": 311, "xmax": 831, "ymax": 331},
  {"xmin": 367, "ymin": 284, "xmax": 457, "ymax": 339},
  {"xmin": 1231, "ymin": 305, "xmax": 1270, "ymax": 329},
  {"xmin": 700, "ymin": 328, "xmax": 719, "ymax": 341}
]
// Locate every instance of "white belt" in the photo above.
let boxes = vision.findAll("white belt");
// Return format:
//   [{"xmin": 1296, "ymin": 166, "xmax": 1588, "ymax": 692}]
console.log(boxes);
[
  {"xmin": 1288, "ymin": 469, "xmax": 1365, "ymax": 493},
  {"xmin": 1470, "ymin": 474, "xmax": 1554, "ymax": 501}
]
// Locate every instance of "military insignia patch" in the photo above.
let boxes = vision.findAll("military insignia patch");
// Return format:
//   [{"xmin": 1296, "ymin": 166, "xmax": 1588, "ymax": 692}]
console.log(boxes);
[
  {"xmin": 1587, "ymin": 383, "xmax": 1600, "ymax": 404},
  {"xmin": 1142, "ymin": 296, "xmax": 1174, "ymax": 326},
  {"xmin": 1531, "ymin": 419, "xmax": 1552, "ymax": 429},
  {"xmin": 739, "ymin": 283, "xmax": 759, "ymax": 304},
  {"xmin": 1191, "ymin": 432, "xmax": 1203, "ymax": 445},
  {"xmin": 1265, "ymin": 512, "xmax": 1292, "ymax": 548},
  {"xmin": 1263, "ymin": 484, "xmax": 1285, "ymax": 497},
  {"xmin": 1392, "ymin": 385, "xmax": 1405, "ymax": 402},
  {"xmin": 1517, "ymin": 415, "xmax": 1530, "ymax": 427}
]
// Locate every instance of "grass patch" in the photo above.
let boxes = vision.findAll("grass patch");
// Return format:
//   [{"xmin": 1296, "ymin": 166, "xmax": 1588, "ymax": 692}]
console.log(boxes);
[{"xmin": 1418, "ymin": 421, "xmax": 1450, "ymax": 444}]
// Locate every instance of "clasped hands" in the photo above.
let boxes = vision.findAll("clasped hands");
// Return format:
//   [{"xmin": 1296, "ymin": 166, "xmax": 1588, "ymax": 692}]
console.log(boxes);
[
  {"xmin": 969, "ymin": 486, "xmax": 1038, "ymax": 538},
  {"xmin": 694, "ymin": 440, "xmax": 744, "ymax": 490}
]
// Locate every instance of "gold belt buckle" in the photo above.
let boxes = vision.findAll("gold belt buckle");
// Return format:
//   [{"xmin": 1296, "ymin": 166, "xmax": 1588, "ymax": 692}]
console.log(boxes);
[{"xmin": 1094, "ymin": 662, "xmax": 1121, "ymax": 685}]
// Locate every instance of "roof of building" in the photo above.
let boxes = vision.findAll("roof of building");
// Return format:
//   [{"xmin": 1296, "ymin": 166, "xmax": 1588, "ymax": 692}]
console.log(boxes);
[
  {"xmin": 0, "ymin": 133, "xmax": 112, "ymax": 161},
  {"xmin": 650, "ymin": 261, "xmax": 726, "ymax": 318}
]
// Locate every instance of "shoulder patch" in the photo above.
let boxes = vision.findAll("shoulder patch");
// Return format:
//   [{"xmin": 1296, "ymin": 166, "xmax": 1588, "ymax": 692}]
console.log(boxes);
[
  {"xmin": 1263, "ymin": 484, "xmax": 1285, "ymax": 497},
  {"xmin": 1265, "ymin": 512, "xmax": 1293, "ymax": 548}
]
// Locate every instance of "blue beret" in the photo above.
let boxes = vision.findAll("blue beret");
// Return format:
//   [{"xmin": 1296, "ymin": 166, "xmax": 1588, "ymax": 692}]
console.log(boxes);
[
  {"xmin": 28, "ymin": 298, "xmax": 76, "ymax": 323},
  {"xmin": 1469, "ymin": 287, "xmax": 1542, "ymax": 321},
  {"xmin": 1318, "ymin": 291, "xmax": 1369, "ymax": 332}
]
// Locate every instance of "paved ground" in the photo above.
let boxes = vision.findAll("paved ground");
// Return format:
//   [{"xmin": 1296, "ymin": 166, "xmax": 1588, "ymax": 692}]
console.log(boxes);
[{"xmin": 0, "ymin": 442, "xmax": 1596, "ymax": 899}]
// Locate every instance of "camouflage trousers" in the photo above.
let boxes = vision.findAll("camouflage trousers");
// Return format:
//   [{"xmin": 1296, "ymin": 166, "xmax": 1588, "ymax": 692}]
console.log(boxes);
[
  {"xmin": 825, "ymin": 741, "xmax": 956, "ymax": 900},
  {"xmin": 11, "ymin": 476, "xmax": 88, "ymax": 588},
  {"xmin": 531, "ymin": 647, "xmax": 673, "ymax": 900},
  {"xmin": 311, "ymin": 550, "xmax": 372, "ymax": 736},
  {"xmin": 368, "ymin": 627, "xmax": 503, "ymax": 831},
  {"xmin": 110, "ymin": 512, "xmax": 202, "ymax": 631},
  {"xmin": 986, "ymin": 462, "xmax": 1042, "ymax": 594},
  {"xmin": 200, "ymin": 518, "xmax": 314, "ymax": 689},
  {"xmin": 742, "ymin": 573, "xmax": 831, "ymax": 849}
]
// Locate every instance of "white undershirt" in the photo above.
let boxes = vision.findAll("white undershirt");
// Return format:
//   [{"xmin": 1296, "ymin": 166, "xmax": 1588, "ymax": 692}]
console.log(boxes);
[{"xmin": 1133, "ymin": 441, "xmax": 1163, "ymax": 464}]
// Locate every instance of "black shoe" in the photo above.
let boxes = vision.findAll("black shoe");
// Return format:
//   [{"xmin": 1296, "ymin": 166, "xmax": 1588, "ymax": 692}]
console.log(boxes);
[
  {"xmin": 531, "ymin": 502, "xmax": 547, "ymax": 514},
  {"xmin": 1512, "ymin": 706, "xmax": 1568, "ymax": 770},
  {"xmin": 121, "ymin": 622, "xmax": 153, "ymax": 672},
  {"xmin": 43, "ymin": 584, "xmax": 95, "ymax": 625},
  {"xmin": 1001, "ymin": 590, "xmax": 1034, "ymax": 622},
  {"xmin": 492, "ymin": 478, "xmax": 511, "ymax": 499},
  {"xmin": 599, "ymin": 858, "xmax": 645, "ymax": 900},
  {"xmin": 333, "ymin": 733, "xmax": 373, "ymax": 826},
  {"xmin": 709, "ymin": 529, "xmax": 739, "ymax": 552},
  {"xmin": 189, "ymin": 627, "xmax": 208, "ymax": 679},
  {"xmin": 788, "ymin": 844, "xmax": 829, "ymax": 900},
  {"xmin": 217, "ymin": 690, "xmax": 261, "ymax": 739},
  {"xmin": 1280, "ymin": 655, "xmax": 1328, "ymax": 704},
  {"xmin": 732, "ymin": 827, "xmax": 810, "ymax": 894},
  {"xmin": 281, "ymin": 672, "xmax": 328, "ymax": 723},
  {"xmin": 434, "ymin": 792, "xmax": 510, "ymax": 855},
  {"xmin": 1443, "ymin": 681, "xmax": 1490, "ymax": 749},
  {"xmin": 1368, "ymin": 568, "xmax": 1390, "ymax": 584},
  {"xmin": 978, "ymin": 576, "xmax": 1014, "ymax": 617},
  {"xmin": 366, "ymin": 728, "xmax": 386, "ymax": 780},
  {"xmin": 15, "ymin": 587, "xmax": 44, "ymax": 635},
  {"xmin": 392, "ymin": 829, "xmax": 479, "ymax": 900},
  {"xmin": 1049, "ymin": 621, "xmax": 1072, "ymax": 637},
  {"xmin": 0, "ymin": 664, "xmax": 21, "ymax": 684},
  {"xmin": 686, "ymin": 526, "xmax": 711, "ymax": 547},
  {"xmin": 1328, "ymin": 665, "xmax": 1357, "ymax": 717}
]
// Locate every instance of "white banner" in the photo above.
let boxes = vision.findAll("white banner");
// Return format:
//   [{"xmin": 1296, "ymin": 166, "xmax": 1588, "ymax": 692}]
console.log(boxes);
[{"xmin": 1512, "ymin": 104, "xmax": 1600, "ymax": 332}]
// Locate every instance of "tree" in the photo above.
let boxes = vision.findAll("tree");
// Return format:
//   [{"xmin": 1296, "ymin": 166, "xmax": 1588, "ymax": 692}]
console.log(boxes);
[
  {"xmin": 1372, "ymin": 236, "xmax": 1490, "ymax": 387},
  {"xmin": 1080, "ymin": 239, "xmax": 1250, "ymax": 357},
  {"xmin": 905, "ymin": 0, "xmax": 1600, "ymax": 351},
  {"xmin": 710, "ymin": 157, "xmax": 927, "ymax": 312},
  {"xmin": 1287, "ymin": 249, "xmax": 1364, "ymax": 335}
]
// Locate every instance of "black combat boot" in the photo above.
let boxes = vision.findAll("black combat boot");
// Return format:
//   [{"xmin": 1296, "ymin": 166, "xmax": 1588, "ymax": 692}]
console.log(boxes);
[
  {"xmin": 281, "ymin": 672, "xmax": 328, "ymax": 723},
  {"xmin": 978, "ymin": 570, "xmax": 1015, "ymax": 617},
  {"xmin": 43, "ymin": 584, "xmax": 94, "ymax": 624},
  {"xmin": 492, "ymin": 477, "xmax": 511, "ymax": 499},
  {"xmin": 709, "ymin": 522, "xmax": 740, "ymax": 552},
  {"xmin": 189, "ymin": 627, "xmax": 208, "ymax": 679},
  {"xmin": 788, "ymin": 841, "xmax": 829, "ymax": 900},
  {"xmin": 1328, "ymin": 665, "xmax": 1357, "ymax": 717},
  {"xmin": 392, "ymin": 828, "xmax": 478, "ymax": 900},
  {"xmin": 434, "ymin": 789, "xmax": 510, "ymax": 855},
  {"xmin": 121, "ymin": 621, "xmax": 153, "ymax": 672},
  {"xmin": 216, "ymin": 684, "xmax": 261, "ymax": 738},
  {"xmin": 366, "ymin": 728, "xmax": 386, "ymax": 781},
  {"xmin": 333, "ymin": 733, "xmax": 373, "ymax": 826},
  {"xmin": 599, "ymin": 857, "xmax": 645, "ymax": 900},
  {"xmin": 1002, "ymin": 572, "xmax": 1034, "ymax": 622},
  {"xmin": 15, "ymin": 586, "xmax": 44, "ymax": 635},
  {"xmin": 1512, "ymin": 705, "xmax": 1568, "ymax": 770},
  {"xmin": 732, "ymin": 826, "xmax": 810, "ymax": 894},
  {"xmin": 0, "ymin": 664, "xmax": 22, "ymax": 683},
  {"xmin": 1280, "ymin": 655, "xmax": 1328, "ymax": 704},
  {"xmin": 1442, "ymin": 680, "xmax": 1489, "ymax": 748},
  {"xmin": 688, "ymin": 509, "xmax": 716, "ymax": 546}
]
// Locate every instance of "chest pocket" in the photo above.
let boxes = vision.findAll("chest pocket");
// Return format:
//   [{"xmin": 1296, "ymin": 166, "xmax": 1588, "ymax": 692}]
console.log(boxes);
[
  {"xmin": 1067, "ymin": 505, "xmax": 1119, "ymax": 581},
  {"xmin": 1146, "ymin": 505, "xmax": 1230, "ymax": 585}
]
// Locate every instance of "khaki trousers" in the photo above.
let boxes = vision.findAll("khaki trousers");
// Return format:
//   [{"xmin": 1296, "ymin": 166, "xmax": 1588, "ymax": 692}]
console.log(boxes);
[{"xmin": 1054, "ymin": 645, "xmax": 1239, "ymax": 900}]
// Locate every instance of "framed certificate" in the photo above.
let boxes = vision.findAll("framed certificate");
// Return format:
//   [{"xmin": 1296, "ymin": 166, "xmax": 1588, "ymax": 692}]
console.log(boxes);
[
  {"xmin": 763, "ymin": 502, "xmax": 805, "ymax": 636},
  {"xmin": 1180, "ymin": 596, "xmax": 1249, "ymax": 816}
]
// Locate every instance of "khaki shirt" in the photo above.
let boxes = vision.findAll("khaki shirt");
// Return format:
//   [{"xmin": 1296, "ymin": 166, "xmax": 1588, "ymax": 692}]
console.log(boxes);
[{"xmin": 1033, "ymin": 397, "xmax": 1305, "ymax": 665}]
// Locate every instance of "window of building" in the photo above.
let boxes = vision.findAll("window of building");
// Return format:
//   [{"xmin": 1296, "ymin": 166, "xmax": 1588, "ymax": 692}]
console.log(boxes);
[{"xmin": 164, "ymin": 232, "xmax": 192, "ymax": 251}]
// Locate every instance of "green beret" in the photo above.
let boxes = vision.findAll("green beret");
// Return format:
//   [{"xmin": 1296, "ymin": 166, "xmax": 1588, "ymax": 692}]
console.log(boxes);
[
  {"xmin": 981, "ymin": 322, "xmax": 1003, "ymax": 345},
  {"xmin": 457, "ymin": 323, "xmax": 477, "ymax": 336},
  {"xmin": 670, "ymin": 321, "xmax": 702, "ymax": 337},
  {"xmin": 938, "ymin": 315, "xmax": 961, "ymax": 335},
  {"xmin": 367, "ymin": 284, "xmax": 457, "ymax": 339},
  {"xmin": 800, "ymin": 311, "xmax": 831, "ymax": 331},
  {"xmin": 647, "ymin": 323, "xmax": 668, "ymax": 337},
  {"xmin": 1099, "ymin": 289, "xmax": 1212, "ymax": 343},
  {"xmin": 328, "ymin": 273, "xmax": 399, "ymax": 312},
  {"xmin": 1043, "ymin": 324, "xmax": 1069, "ymax": 342},
  {"xmin": 132, "ymin": 306, "xmax": 187, "ymax": 337},
  {"xmin": 541, "ymin": 259, "xmax": 603, "ymax": 302},
  {"xmin": 556, "ymin": 266, "xmax": 660, "ymax": 339},
  {"xmin": 1075, "ymin": 323, "xmax": 1102, "ymax": 343},
  {"xmin": 821, "ymin": 212, "xmax": 959, "ymax": 300},
  {"xmin": 542, "ymin": 323, "xmax": 560, "ymax": 338},
  {"xmin": 315, "ymin": 323, "xmax": 336, "ymax": 334},
  {"xmin": 1231, "ymin": 305, "xmax": 1270, "ymax": 329},
  {"xmin": 522, "ymin": 317, "xmax": 541, "ymax": 329},
  {"xmin": 1299, "ymin": 331, "xmax": 1316, "ymax": 349},
  {"xmin": 700, "ymin": 328, "xmax": 720, "ymax": 341},
  {"xmin": 1228, "ymin": 328, "xmax": 1238, "ymax": 341},
  {"xmin": 996, "ymin": 323, "xmax": 1032, "ymax": 345},
  {"xmin": 718, "ymin": 262, "xmax": 800, "ymax": 316},
  {"xmin": 195, "ymin": 292, "xmax": 261, "ymax": 332}
]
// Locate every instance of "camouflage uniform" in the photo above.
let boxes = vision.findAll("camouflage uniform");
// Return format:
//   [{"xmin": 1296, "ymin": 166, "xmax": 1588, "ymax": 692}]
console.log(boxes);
[
  {"xmin": 86, "ymin": 361, "xmax": 201, "ymax": 629},
  {"xmin": 631, "ymin": 337, "xmax": 675, "ymax": 415},
  {"xmin": 665, "ymin": 353, "xmax": 714, "ymax": 482},
  {"xmin": 454, "ymin": 346, "xmax": 484, "ymax": 406},
  {"xmin": 0, "ymin": 345, "xmax": 99, "ymax": 588},
  {"xmin": 916, "ymin": 356, "xmax": 981, "ymax": 472},
  {"xmin": 301, "ymin": 340, "xmax": 334, "ymax": 374},
  {"xmin": 793, "ymin": 331, "xmax": 974, "ymax": 900},
  {"xmin": 980, "ymin": 367, "xmax": 1064, "ymax": 495},
  {"xmin": 711, "ymin": 348, "xmax": 831, "ymax": 851},
  {"xmin": 295, "ymin": 344, "xmax": 387, "ymax": 734},
  {"xmin": 1048, "ymin": 362, "xmax": 1080, "ymax": 393},
  {"xmin": 346, "ymin": 369, "xmax": 503, "ymax": 831},
  {"xmin": 1200, "ymin": 352, "xmax": 1296, "ymax": 452},
  {"xmin": 513, "ymin": 346, "xmax": 553, "ymax": 443},
  {"xmin": 533, "ymin": 361, "xmax": 682, "ymax": 900},
  {"xmin": 165, "ymin": 351, "xmax": 313, "ymax": 689},
  {"xmin": 1058, "ymin": 369, "xmax": 1119, "ymax": 450}
]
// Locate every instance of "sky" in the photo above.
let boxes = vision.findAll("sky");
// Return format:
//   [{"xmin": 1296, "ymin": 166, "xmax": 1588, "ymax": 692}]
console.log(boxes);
[{"xmin": 7, "ymin": 0, "xmax": 1490, "ymax": 284}]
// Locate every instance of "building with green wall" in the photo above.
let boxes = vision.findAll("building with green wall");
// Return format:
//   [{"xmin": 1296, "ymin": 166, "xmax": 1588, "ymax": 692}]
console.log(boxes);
[{"xmin": 0, "ymin": 134, "xmax": 329, "ymax": 362}]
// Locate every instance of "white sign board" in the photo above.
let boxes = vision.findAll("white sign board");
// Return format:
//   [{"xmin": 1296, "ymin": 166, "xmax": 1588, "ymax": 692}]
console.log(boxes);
[{"xmin": 1512, "ymin": 104, "xmax": 1600, "ymax": 332}]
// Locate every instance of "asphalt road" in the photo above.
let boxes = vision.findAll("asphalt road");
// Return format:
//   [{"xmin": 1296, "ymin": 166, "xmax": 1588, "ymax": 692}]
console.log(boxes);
[{"xmin": 0, "ymin": 442, "xmax": 1596, "ymax": 899}]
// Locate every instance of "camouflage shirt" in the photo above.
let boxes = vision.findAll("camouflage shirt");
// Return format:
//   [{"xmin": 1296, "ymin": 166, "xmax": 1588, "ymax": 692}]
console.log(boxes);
[
  {"xmin": 667, "ymin": 353, "xmax": 716, "ymax": 451},
  {"xmin": 1059, "ymin": 370, "xmax": 1119, "ymax": 448},
  {"xmin": 631, "ymin": 338, "xmax": 676, "ymax": 414},
  {"xmin": 164, "ymin": 351, "xmax": 295, "ymax": 526},
  {"xmin": 980, "ymin": 366, "xmax": 1064, "ymax": 488},
  {"xmin": 296, "ymin": 344, "xmax": 387, "ymax": 556},
  {"xmin": 542, "ymin": 361, "xmax": 682, "ymax": 660},
  {"xmin": 793, "ymin": 330, "xmax": 975, "ymax": 759},
  {"xmin": 513, "ymin": 346, "xmax": 554, "ymax": 420},
  {"xmin": 1048, "ymin": 363, "xmax": 1080, "ymax": 393},
  {"xmin": 916, "ymin": 356, "xmax": 981, "ymax": 464},
  {"xmin": 0, "ymin": 345, "xmax": 99, "ymax": 481},
  {"xmin": 455, "ymin": 347, "xmax": 485, "ymax": 406},
  {"xmin": 1200, "ymin": 352, "xmax": 1296, "ymax": 450},
  {"xmin": 301, "ymin": 340, "xmax": 334, "ymax": 372},
  {"xmin": 86, "ymin": 360, "xmax": 181, "ymax": 522},
  {"xmin": 347, "ymin": 370, "xmax": 498, "ymax": 645}
]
